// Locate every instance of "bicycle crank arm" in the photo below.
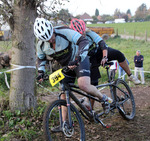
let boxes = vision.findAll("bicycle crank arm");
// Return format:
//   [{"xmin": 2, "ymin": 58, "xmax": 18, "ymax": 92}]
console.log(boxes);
[{"xmin": 95, "ymin": 117, "xmax": 111, "ymax": 128}]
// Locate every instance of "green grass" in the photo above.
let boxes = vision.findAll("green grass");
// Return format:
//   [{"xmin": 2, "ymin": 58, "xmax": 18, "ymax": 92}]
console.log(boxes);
[
  {"xmin": 106, "ymin": 38, "xmax": 150, "ymax": 71},
  {"xmin": 0, "ymin": 41, "xmax": 12, "ymax": 52},
  {"xmin": 87, "ymin": 21, "xmax": 150, "ymax": 37}
]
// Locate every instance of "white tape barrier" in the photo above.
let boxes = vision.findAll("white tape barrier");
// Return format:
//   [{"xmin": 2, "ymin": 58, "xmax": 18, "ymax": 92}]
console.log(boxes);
[
  {"xmin": 0, "ymin": 64, "xmax": 36, "ymax": 74},
  {"xmin": 118, "ymin": 69, "xmax": 150, "ymax": 80},
  {"xmin": 131, "ymin": 69, "xmax": 150, "ymax": 73},
  {"xmin": 0, "ymin": 64, "xmax": 57, "ymax": 95},
  {"xmin": 4, "ymin": 72, "xmax": 10, "ymax": 89},
  {"xmin": 0, "ymin": 64, "xmax": 36, "ymax": 89}
]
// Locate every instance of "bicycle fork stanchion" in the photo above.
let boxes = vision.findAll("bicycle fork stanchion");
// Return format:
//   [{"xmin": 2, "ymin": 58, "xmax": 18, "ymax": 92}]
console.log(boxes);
[
  {"xmin": 65, "ymin": 90, "xmax": 73, "ymax": 128},
  {"xmin": 58, "ymin": 92, "xmax": 64, "ymax": 128}
]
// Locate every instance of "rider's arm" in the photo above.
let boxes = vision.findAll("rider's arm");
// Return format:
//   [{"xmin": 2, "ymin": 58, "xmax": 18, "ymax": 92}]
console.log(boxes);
[
  {"xmin": 86, "ymin": 30, "xmax": 108, "ymax": 54},
  {"xmin": 60, "ymin": 28, "xmax": 89, "ymax": 62},
  {"xmin": 76, "ymin": 36, "xmax": 89, "ymax": 62},
  {"xmin": 36, "ymin": 41, "xmax": 47, "ymax": 73}
]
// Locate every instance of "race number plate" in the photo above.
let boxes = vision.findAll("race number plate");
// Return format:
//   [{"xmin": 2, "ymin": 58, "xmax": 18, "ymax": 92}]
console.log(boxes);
[{"xmin": 49, "ymin": 69, "xmax": 65, "ymax": 86}]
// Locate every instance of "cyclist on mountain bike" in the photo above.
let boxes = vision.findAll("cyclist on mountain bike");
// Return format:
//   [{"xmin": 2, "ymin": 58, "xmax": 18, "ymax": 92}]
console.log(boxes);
[
  {"xmin": 70, "ymin": 18, "xmax": 140, "ymax": 108},
  {"xmin": 34, "ymin": 17, "xmax": 112, "ymax": 121}
]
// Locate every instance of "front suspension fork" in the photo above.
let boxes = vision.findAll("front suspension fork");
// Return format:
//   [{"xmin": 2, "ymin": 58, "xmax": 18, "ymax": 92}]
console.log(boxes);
[{"xmin": 58, "ymin": 90, "xmax": 73, "ymax": 128}]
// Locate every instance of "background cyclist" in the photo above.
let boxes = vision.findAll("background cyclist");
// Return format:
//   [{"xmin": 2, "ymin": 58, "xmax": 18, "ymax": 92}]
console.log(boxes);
[{"xmin": 70, "ymin": 18, "xmax": 140, "ymax": 108}]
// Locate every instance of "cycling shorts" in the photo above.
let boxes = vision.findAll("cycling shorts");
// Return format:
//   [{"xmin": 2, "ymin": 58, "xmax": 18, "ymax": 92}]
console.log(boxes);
[
  {"xmin": 90, "ymin": 47, "xmax": 125, "ymax": 85},
  {"xmin": 60, "ymin": 56, "xmax": 91, "ymax": 91}
]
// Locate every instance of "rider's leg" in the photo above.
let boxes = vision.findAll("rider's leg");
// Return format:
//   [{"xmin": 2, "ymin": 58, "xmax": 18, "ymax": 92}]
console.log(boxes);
[
  {"xmin": 60, "ymin": 76, "xmax": 76, "ymax": 122},
  {"xmin": 78, "ymin": 76, "xmax": 111, "ymax": 114},
  {"xmin": 107, "ymin": 47, "xmax": 140, "ymax": 84},
  {"xmin": 77, "ymin": 76, "xmax": 103, "ymax": 100},
  {"xmin": 61, "ymin": 94, "xmax": 68, "ymax": 122},
  {"xmin": 76, "ymin": 56, "xmax": 111, "ymax": 114},
  {"xmin": 119, "ymin": 59, "xmax": 132, "ymax": 76}
]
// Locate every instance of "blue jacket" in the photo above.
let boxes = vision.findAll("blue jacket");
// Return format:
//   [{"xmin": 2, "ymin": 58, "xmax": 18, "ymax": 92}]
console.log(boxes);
[{"xmin": 134, "ymin": 55, "xmax": 144, "ymax": 67}]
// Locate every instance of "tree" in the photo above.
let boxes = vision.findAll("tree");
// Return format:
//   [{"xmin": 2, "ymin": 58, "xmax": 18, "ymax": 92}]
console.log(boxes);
[
  {"xmin": 100, "ymin": 14, "xmax": 114, "ymax": 22},
  {"xmin": 114, "ymin": 8, "xmax": 121, "ymax": 19},
  {"xmin": 126, "ymin": 9, "xmax": 131, "ymax": 15},
  {"xmin": 0, "ymin": 0, "xmax": 69, "ymax": 112},
  {"xmin": 135, "ymin": 3, "xmax": 148, "ymax": 21},
  {"xmin": 95, "ymin": 9, "xmax": 99, "ymax": 16},
  {"xmin": 58, "ymin": 9, "xmax": 72, "ymax": 24},
  {"xmin": 126, "ymin": 9, "xmax": 132, "ymax": 21},
  {"xmin": 0, "ymin": 0, "xmax": 37, "ymax": 112},
  {"xmin": 122, "ymin": 13, "xmax": 128, "ymax": 22},
  {"xmin": 92, "ymin": 15, "xmax": 98, "ymax": 23}
]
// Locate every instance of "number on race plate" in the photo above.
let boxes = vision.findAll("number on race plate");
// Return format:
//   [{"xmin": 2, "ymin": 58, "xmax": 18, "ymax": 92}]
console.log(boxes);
[
  {"xmin": 51, "ymin": 73, "xmax": 62, "ymax": 83},
  {"xmin": 49, "ymin": 69, "xmax": 65, "ymax": 86}
]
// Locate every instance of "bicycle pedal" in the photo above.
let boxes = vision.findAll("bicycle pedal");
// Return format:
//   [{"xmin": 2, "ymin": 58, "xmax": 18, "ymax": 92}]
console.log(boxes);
[{"xmin": 106, "ymin": 124, "xmax": 111, "ymax": 128}]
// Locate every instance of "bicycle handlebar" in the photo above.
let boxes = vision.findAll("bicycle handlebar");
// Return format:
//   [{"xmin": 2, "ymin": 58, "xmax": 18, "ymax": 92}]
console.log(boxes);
[{"xmin": 38, "ymin": 62, "xmax": 114, "ymax": 81}]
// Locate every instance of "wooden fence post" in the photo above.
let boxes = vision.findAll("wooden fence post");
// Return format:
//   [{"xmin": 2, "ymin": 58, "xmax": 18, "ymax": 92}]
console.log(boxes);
[
  {"xmin": 134, "ymin": 30, "xmax": 136, "ymax": 40},
  {"xmin": 145, "ymin": 30, "xmax": 147, "ymax": 42},
  {"xmin": 116, "ymin": 28, "xmax": 118, "ymax": 36}
]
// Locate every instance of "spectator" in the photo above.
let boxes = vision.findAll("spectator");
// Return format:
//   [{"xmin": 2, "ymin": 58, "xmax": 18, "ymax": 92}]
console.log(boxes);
[
  {"xmin": 118, "ymin": 58, "xmax": 129, "ymax": 80},
  {"xmin": 134, "ymin": 50, "xmax": 145, "ymax": 84},
  {"xmin": 109, "ymin": 60, "xmax": 118, "ymax": 81}
]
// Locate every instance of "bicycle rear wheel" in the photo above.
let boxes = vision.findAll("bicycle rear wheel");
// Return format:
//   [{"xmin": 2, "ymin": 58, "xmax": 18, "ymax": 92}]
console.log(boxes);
[
  {"xmin": 43, "ymin": 100, "xmax": 85, "ymax": 141},
  {"xmin": 113, "ymin": 79, "xmax": 136, "ymax": 120}
]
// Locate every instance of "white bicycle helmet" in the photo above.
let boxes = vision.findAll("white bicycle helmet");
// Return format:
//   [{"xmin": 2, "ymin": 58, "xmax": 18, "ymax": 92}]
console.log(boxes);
[{"xmin": 34, "ymin": 17, "xmax": 53, "ymax": 41}]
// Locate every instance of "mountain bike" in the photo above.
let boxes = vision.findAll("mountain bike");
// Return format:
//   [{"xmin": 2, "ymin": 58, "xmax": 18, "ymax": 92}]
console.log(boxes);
[{"xmin": 42, "ymin": 63, "xmax": 136, "ymax": 141}]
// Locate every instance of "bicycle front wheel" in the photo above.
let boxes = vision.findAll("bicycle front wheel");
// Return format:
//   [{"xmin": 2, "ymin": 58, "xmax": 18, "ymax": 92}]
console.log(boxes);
[
  {"xmin": 113, "ymin": 79, "xmax": 136, "ymax": 120},
  {"xmin": 43, "ymin": 100, "xmax": 85, "ymax": 141}
]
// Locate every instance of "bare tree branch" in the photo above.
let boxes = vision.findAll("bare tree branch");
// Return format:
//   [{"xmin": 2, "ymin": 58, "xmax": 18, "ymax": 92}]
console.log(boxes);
[
  {"xmin": 0, "ymin": 6, "xmax": 9, "ymax": 20},
  {"xmin": 1, "ymin": 0, "xmax": 11, "ymax": 9}
]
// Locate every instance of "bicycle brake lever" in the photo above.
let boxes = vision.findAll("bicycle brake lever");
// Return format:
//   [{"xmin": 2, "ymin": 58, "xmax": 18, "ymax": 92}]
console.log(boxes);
[
  {"xmin": 104, "ymin": 62, "xmax": 114, "ymax": 67},
  {"xmin": 62, "ymin": 67, "xmax": 70, "ymax": 74}
]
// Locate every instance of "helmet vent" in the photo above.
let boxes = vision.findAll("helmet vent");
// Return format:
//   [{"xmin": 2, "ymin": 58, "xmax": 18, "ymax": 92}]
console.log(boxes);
[
  {"xmin": 41, "ymin": 26, "xmax": 44, "ymax": 31},
  {"xmin": 37, "ymin": 29, "xmax": 41, "ymax": 33},
  {"xmin": 42, "ymin": 35, "xmax": 46, "ymax": 40},
  {"xmin": 45, "ymin": 23, "xmax": 48, "ymax": 27},
  {"xmin": 45, "ymin": 33, "xmax": 48, "ymax": 39},
  {"xmin": 47, "ymin": 29, "xmax": 50, "ymax": 36}
]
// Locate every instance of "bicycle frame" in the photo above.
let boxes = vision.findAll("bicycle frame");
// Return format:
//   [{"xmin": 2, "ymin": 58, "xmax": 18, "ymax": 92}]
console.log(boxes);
[
  {"xmin": 57, "ymin": 78, "xmax": 117, "ymax": 127},
  {"xmin": 58, "ymin": 64, "xmax": 133, "ymax": 128}
]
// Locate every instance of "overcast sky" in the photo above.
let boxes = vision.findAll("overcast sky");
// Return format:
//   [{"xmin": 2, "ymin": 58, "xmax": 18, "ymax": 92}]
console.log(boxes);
[{"xmin": 62, "ymin": 0, "xmax": 150, "ymax": 16}]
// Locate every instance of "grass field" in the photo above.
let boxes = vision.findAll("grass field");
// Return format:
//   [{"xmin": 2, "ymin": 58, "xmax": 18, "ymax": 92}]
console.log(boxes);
[{"xmin": 87, "ymin": 21, "xmax": 150, "ymax": 37}]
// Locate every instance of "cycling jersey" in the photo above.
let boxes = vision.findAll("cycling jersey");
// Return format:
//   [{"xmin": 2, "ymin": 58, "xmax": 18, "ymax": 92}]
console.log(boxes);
[
  {"xmin": 86, "ymin": 30, "xmax": 108, "ymax": 56},
  {"xmin": 37, "ymin": 26, "xmax": 89, "ymax": 72},
  {"xmin": 85, "ymin": 30, "xmax": 125, "ymax": 85}
]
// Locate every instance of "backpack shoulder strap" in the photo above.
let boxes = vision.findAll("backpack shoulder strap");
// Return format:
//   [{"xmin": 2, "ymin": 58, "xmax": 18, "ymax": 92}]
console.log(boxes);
[{"xmin": 54, "ymin": 26, "xmax": 71, "ymax": 42}]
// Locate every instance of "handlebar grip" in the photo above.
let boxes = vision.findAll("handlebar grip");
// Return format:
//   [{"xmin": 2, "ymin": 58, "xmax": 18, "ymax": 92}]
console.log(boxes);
[
  {"xmin": 62, "ymin": 66, "xmax": 70, "ymax": 74},
  {"xmin": 104, "ymin": 62, "xmax": 114, "ymax": 67}
]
